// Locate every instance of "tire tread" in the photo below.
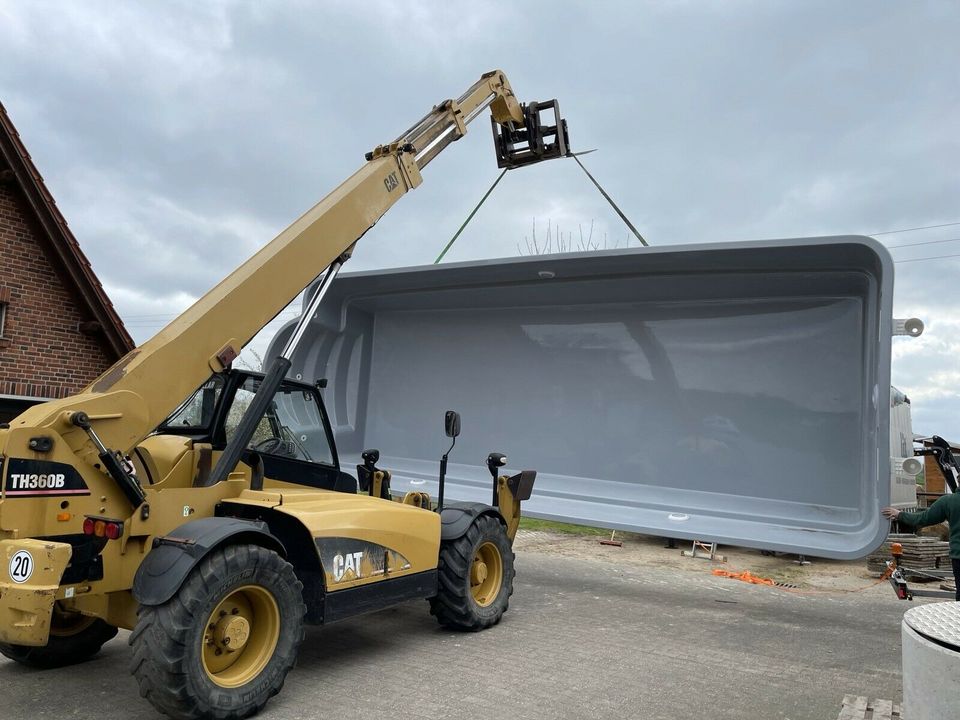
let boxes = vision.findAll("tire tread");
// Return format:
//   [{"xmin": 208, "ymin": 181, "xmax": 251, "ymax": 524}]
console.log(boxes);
[
  {"xmin": 129, "ymin": 544, "xmax": 305, "ymax": 720},
  {"xmin": 0, "ymin": 619, "xmax": 117, "ymax": 669},
  {"xmin": 429, "ymin": 514, "xmax": 515, "ymax": 631}
]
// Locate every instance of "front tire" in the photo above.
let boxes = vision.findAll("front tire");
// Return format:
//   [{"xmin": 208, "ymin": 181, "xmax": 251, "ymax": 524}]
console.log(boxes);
[
  {"xmin": 130, "ymin": 543, "xmax": 305, "ymax": 720},
  {"xmin": 0, "ymin": 605, "xmax": 117, "ymax": 668},
  {"xmin": 430, "ymin": 514, "xmax": 515, "ymax": 631}
]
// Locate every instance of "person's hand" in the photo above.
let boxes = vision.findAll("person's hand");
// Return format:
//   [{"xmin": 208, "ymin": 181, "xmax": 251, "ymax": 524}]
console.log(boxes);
[{"xmin": 881, "ymin": 506, "xmax": 900, "ymax": 520}]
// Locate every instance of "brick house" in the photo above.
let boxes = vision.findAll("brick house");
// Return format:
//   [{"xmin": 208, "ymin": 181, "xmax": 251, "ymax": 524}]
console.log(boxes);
[
  {"xmin": 0, "ymin": 102, "xmax": 133, "ymax": 422},
  {"xmin": 918, "ymin": 436, "xmax": 959, "ymax": 497}
]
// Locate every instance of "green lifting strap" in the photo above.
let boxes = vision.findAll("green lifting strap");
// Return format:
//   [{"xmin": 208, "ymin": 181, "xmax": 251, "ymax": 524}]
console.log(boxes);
[
  {"xmin": 434, "ymin": 151, "xmax": 649, "ymax": 264},
  {"xmin": 434, "ymin": 168, "xmax": 508, "ymax": 264}
]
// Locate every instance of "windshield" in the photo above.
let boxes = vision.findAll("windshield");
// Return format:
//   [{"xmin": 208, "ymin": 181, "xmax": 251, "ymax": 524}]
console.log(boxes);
[{"xmin": 225, "ymin": 376, "xmax": 335, "ymax": 465}]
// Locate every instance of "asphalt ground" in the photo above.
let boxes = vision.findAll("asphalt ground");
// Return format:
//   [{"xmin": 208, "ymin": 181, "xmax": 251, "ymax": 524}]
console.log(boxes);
[{"xmin": 0, "ymin": 549, "xmax": 908, "ymax": 720}]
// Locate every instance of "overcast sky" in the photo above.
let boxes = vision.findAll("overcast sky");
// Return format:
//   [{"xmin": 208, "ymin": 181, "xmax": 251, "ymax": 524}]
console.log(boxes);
[{"xmin": 2, "ymin": 1, "xmax": 958, "ymax": 438}]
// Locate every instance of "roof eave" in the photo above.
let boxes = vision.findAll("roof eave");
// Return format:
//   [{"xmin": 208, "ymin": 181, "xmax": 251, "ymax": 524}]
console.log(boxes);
[{"xmin": 0, "ymin": 102, "xmax": 134, "ymax": 359}]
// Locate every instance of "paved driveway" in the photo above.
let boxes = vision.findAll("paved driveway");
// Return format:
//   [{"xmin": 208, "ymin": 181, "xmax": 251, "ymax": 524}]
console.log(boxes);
[{"xmin": 0, "ymin": 550, "xmax": 907, "ymax": 719}]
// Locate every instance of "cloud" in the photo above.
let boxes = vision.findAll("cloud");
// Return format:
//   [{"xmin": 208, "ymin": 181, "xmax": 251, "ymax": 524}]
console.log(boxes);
[
  {"xmin": 58, "ymin": 167, "xmax": 282, "ymax": 298},
  {"xmin": 1, "ymin": 1, "xmax": 958, "ymax": 438}
]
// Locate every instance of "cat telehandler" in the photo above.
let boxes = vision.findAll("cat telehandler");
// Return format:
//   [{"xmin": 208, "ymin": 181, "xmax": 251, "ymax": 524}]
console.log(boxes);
[{"xmin": 0, "ymin": 70, "xmax": 568, "ymax": 719}]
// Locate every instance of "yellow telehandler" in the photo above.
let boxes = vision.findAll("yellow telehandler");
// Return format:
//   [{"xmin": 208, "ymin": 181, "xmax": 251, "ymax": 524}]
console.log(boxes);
[{"xmin": 0, "ymin": 70, "xmax": 567, "ymax": 719}]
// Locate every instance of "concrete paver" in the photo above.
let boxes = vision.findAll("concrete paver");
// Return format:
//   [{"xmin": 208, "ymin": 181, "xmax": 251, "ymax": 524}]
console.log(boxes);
[{"xmin": 0, "ymin": 550, "xmax": 907, "ymax": 719}]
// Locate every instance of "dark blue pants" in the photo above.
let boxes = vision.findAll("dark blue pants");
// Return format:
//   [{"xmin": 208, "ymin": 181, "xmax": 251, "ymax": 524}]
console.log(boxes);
[{"xmin": 954, "ymin": 558, "xmax": 960, "ymax": 601}]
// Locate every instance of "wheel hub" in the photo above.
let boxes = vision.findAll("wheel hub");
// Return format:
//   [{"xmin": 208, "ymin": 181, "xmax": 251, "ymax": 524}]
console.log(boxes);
[
  {"xmin": 470, "ymin": 541, "xmax": 503, "ymax": 607},
  {"xmin": 471, "ymin": 560, "xmax": 488, "ymax": 585},
  {"xmin": 201, "ymin": 585, "xmax": 281, "ymax": 688},
  {"xmin": 214, "ymin": 615, "xmax": 250, "ymax": 652}
]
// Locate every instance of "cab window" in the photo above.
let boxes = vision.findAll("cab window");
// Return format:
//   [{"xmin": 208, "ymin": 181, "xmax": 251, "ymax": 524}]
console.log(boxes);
[
  {"xmin": 162, "ymin": 376, "xmax": 224, "ymax": 430},
  {"xmin": 225, "ymin": 377, "xmax": 335, "ymax": 465}
]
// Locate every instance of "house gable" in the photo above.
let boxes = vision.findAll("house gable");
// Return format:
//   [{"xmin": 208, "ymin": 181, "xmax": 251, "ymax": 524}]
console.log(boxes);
[{"xmin": 0, "ymin": 102, "xmax": 134, "ymax": 418}]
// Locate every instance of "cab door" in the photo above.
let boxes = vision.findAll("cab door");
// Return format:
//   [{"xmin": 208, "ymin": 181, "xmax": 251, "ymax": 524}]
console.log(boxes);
[{"xmin": 224, "ymin": 375, "xmax": 356, "ymax": 492}]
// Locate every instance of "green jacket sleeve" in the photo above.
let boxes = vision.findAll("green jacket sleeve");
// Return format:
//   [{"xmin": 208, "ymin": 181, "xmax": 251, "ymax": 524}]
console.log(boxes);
[{"xmin": 899, "ymin": 496, "xmax": 949, "ymax": 529}]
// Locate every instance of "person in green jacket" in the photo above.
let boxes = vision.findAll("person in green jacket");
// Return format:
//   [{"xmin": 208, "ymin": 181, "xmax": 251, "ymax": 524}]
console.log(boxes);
[{"xmin": 883, "ymin": 494, "xmax": 960, "ymax": 600}]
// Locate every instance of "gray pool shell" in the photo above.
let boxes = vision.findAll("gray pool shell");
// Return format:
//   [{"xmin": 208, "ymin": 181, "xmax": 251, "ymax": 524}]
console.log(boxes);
[{"xmin": 266, "ymin": 237, "xmax": 893, "ymax": 559}]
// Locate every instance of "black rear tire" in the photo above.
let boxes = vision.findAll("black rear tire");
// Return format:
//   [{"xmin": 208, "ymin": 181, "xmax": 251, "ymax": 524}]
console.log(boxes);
[
  {"xmin": 430, "ymin": 514, "xmax": 514, "ymax": 631},
  {"xmin": 129, "ymin": 543, "xmax": 305, "ymax": 720},
  {"xmin": 0, "ymin": 609, "xmax": 117, "ymax": 668}
]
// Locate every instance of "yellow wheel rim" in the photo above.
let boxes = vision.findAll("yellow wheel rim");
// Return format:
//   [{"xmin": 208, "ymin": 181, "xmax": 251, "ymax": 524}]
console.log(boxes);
[
  {"xmin": 201, "ymin": 585, "xmax": 280, "ymax": 688},
  {"xmin": 470, "ymin": 541, "xmax": 503, "ymax": 607},
  {"xmin": 50, "ymin": 603, "xmax": 97, "ymax": 638}
]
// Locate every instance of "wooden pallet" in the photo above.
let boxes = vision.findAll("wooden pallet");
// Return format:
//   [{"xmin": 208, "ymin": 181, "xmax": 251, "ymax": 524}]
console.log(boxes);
[
  {"xmin": 866, "ymin": 534, "xmax": 951, "ymax": 577},
  {"xmin": 837, "ymin": 695, "xmax": 901, "ymax": 720}
]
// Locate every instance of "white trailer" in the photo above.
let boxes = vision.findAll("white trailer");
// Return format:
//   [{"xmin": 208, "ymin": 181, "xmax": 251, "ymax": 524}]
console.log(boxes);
[{"xmin": 889, "ymin": 386, "xmax": 920, "ymax": 509}]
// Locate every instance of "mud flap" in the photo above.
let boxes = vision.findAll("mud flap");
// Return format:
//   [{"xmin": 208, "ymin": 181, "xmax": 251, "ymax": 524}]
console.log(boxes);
[
  {"xmin": 132, "ymin": 517, "xmax": 285, "ymax": 606},
  {"xmin": 440, "ymin": 502, "xmax": 504, "ymax": 541}
]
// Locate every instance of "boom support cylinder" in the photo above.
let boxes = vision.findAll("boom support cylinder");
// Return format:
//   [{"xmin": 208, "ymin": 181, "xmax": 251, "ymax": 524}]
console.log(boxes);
[{"xmin": 205, "ymin": 256, "xmax": 347, "ymax": 486}]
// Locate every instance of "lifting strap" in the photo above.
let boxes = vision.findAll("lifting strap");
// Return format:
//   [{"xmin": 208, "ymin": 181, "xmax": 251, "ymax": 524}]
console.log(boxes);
[
  {"xmin": 434, "ymin": 152, "xmax": 648, "ymax": 263},
  {"xmin": 571, "ymin": 153, "xmax": 648, "ymax": 247},
  {"xmin": 434, "ymin": 169, "xmax": 508, "ymax": 264}
]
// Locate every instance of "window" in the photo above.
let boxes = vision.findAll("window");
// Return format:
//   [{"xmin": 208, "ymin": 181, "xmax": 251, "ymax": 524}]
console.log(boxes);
[
  {"xmin": 0, "ymin": 286, "xmax": 9, "ymax": 338},
  {"xmin": 162, "ymin": 376, "xmax": 225, "ymax": 429},
  {"xmin": 225, "ymin": 376, "xmax": 334, "ymax": 465}
]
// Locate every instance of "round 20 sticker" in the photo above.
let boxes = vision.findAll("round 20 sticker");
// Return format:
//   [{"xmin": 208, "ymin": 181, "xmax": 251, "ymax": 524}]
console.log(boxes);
[{"xmin": 9, "ymin": 550, "xmax": 34, "ymax": 584}]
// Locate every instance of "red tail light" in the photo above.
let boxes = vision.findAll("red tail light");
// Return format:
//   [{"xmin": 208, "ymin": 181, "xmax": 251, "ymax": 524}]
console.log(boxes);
[{"xmin": 82, "ymin": 516, "xmax": 124, "ymax": 540}]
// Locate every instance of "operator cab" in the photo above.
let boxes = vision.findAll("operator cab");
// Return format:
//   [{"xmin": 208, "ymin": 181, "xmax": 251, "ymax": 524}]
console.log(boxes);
[{"xmin": 150, "ymin": 370, "xmax": 356, "ymax": 493}]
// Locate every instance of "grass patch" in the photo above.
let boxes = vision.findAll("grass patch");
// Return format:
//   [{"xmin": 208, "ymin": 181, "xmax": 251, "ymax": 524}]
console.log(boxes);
[{"xmin": 519, "ymin": 517, "xmax": 609, "ymax": 537}]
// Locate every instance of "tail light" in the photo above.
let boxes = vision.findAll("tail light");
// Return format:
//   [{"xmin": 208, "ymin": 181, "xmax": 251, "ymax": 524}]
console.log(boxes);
[{"xmin": 83, "ymin": 516, "xmax": 124, "ymax": 540}]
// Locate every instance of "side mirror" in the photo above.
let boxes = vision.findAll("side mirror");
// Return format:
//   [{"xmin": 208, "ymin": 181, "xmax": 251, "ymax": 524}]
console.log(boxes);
[{"xmin": 444, "ymin": 410, "xmax": 461, "ymax": 438}]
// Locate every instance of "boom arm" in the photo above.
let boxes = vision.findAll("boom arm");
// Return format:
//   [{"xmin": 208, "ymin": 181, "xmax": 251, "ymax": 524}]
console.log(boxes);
[{"xmin": 9, "ymin": 70, "xmax": 568, "ymax": 466}]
